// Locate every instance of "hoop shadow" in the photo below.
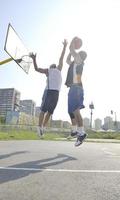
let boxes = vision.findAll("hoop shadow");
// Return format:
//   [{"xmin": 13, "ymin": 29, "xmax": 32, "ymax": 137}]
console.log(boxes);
[
  {"xmin": 0, "ymin": 151, "xmax": 28, "ymax": 160},
  {"xmin": 0, "ymin": 154, "xmax": 77, "ymax": 184}
]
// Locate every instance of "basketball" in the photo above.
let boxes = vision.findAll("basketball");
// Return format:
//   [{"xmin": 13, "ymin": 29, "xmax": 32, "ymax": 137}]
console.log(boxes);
[{"xmin": 74, "ymin": 37, "xmax": 82, "ymax": 49}]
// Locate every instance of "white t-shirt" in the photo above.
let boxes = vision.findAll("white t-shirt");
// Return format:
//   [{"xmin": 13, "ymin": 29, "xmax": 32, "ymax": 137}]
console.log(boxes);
[{"xmin": 46, "ymin": 68, "xmax": 62, "ymax": 91}]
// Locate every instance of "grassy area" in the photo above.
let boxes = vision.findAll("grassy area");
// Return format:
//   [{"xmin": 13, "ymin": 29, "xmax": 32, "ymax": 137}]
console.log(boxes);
[
  {"xmin": 0, "ymin": 131, "xmax": 38, "ymax": 140},
  {"xmin": 87, "ymin": 130, "xmax": 120, "ymax": 140},
  {"xmin": 0, "ymin": 130, "xmax": 65, "ymax": 140},
  {"xmin": 0, "ymin": 129, "xmax": 120, "ymax": 141}
]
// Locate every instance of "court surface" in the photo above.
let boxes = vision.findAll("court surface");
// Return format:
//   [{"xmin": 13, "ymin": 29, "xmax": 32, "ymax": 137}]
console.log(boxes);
[{"xmin": 0, "ymin": 140, "xmax": 120, "ymax": 200}]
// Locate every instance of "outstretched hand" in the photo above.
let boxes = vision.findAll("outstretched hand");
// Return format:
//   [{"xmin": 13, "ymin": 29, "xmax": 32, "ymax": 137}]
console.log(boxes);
[
  {"xmin": 29, "ymin": 52, "xmax": 36, "ymax": 60},
  {"xmin": 62, "ymin": 39, "xmax": 68, "ymax": 47}
]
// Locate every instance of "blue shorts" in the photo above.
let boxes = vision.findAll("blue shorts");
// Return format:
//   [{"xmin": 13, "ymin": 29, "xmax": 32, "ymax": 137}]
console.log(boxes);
[{"xmin": 68, "ymin": 85, "xmax": 85, "ymax": 114}]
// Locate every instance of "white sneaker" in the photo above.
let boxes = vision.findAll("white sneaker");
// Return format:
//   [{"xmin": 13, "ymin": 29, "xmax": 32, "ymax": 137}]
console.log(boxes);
[
  {"xmin": 37, "ymin": 127, "xmax": 43, "ymax": 137},
  {"xmin": 75, "ymin": 138, "xmax": 82, "ymax": 146}
]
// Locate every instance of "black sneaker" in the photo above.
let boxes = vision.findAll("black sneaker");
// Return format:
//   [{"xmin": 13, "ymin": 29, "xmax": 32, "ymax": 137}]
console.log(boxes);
[
  {"xmin": 75, "ymin": 133, "xmax": 87, "ymax": 147},
  {"xmin": 71, "ymin": 131, "xmax": 77, "ymax": 137}
]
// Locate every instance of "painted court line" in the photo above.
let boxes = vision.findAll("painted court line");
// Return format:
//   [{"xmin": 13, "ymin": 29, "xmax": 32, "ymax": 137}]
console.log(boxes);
[
  {"xmin": 0, "ymin": 166, "xmax": 120, "ymax": 173},
  {"xmin": 102, "ymin": 148, "xmax": 117, "ymax": 156}
]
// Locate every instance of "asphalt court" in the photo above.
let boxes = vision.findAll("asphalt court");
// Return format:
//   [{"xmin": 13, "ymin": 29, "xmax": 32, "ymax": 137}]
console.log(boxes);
[{"xmin": 0, "ymin": 141, "xmax": 120, "ymax": 200}]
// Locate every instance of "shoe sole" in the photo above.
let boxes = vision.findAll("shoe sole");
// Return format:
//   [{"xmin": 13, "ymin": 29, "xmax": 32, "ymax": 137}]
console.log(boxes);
[{"xmin": 75, "ymin": 134, "xmax": 87, "ymax": 147}]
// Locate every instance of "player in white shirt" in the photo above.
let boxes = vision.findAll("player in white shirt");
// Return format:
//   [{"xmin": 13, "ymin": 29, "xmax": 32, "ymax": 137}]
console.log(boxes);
[{"xmin": 30, "ymin": 39, "xmax": 67, "ymax": 136}]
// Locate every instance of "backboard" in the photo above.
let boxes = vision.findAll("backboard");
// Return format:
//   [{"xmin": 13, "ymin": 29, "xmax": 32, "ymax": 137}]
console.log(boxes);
[{"xmin": 4, "ymin": 23, "xmax": 31, "ymax": 74}]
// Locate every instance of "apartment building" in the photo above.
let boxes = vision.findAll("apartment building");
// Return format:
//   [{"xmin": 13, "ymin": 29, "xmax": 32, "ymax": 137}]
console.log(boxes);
[
  {"xmin": 0, "ymin": 88, "xmax": 20, "ymax": 117},
  {"xmin": 20, "ymin": 99, "xmax": 36, "ymax": 116}
]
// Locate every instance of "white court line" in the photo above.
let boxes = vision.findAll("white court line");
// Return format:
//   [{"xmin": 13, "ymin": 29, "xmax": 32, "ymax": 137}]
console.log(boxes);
[
  {"xmin": 0, "ymin": 166, "xmax": 120, "ymax": 173},
  {"xmin": 102, "ymin": 148, "xmax": 117, "ymax": 156}
]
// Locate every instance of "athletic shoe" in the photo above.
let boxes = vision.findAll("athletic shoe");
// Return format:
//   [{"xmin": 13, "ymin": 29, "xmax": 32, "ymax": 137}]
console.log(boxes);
[
  {"xmin": 37, "ymin": 127, "xmax": 43, "ymax": 137},
  {"xmin": 75, "ymin": 133, "xmax": 87, "ymax": 147},
  {"xmin": 71, "ymin": 131, "xmax": 77, "ymax": 137}
]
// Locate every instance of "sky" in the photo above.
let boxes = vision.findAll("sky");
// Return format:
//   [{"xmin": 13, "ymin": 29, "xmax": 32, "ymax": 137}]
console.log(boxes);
[{"xmin": 0, "ymin": 0, "xmax": 120, "ymax": 123}]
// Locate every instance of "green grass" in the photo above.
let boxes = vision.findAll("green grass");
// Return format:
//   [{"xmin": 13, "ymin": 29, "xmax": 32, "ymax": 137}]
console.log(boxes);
[
  {"xmin": 87, "ymin": 130, "xmax": 120, "ymax": 140},
  {"xmin": 42, "ymin": 132, "xmax": 66, "ymax": 140},
  {"xmin": 0, "ymin": 130, "xmax": 65, "ymax": 140},
  {"xmin": 0, "ymin": 131, "xmax": 38, "ymax": 140},
  {"xmin": 0, "ymin": 129, "xmax": 120, "ymax": 141}
]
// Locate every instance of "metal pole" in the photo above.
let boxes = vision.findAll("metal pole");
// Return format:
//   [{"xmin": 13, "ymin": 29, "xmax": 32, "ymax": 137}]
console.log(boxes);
[
  {"xmin": 0, "ymin": 58, "xmax": 13, "ymax": 65},
  {"xmin": 90, "ymin": 110, "xmax": 93, "ymax": 128},
  {"xmin": 114, "ymin": 112, "xmax": 117, "ymax": 130},
  {"xmin": 89, "ymin": 102, "xmax": 94, "ymax": 129},
  {"xmin": 111, "ymin": 110, "xmax": 117, "ymax": 131}
]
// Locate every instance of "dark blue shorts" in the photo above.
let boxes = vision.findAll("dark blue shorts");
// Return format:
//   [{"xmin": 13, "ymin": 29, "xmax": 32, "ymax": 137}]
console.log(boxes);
[
  {"xmin": 41, "ymin": 89, "xmax": 59, "ymax": 114},
  {"xmin": 68, "ymin": 85, "xmax": 85, "ymax": 114}
]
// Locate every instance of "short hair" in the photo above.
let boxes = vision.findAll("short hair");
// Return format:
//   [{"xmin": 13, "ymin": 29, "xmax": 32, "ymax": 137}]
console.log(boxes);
[
  {"xmin": 50, "ymin": 64, "xmax": 56, "ymax": 69},
  {"xmin": 79, "ymin": 51, "xmax": 87, "ymax": 61}
]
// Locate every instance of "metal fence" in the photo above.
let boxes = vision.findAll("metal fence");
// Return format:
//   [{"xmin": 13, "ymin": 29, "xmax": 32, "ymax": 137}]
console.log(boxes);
[{"xmin": 0, "ymin": 124, "xmax": 70, "ymax": 135}]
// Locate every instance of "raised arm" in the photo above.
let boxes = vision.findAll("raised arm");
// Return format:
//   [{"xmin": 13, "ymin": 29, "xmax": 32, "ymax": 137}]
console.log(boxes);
[
  {"xmin": 69, "ymin": 37, "xmax": 78, "ymax": 58},
  {"xmin": 30, "ymin": 53, "xmax": 48, "ymax": 74},
  {"xmin": 66, "ymin": 52, "xmax": 72, "ymax": 65},
  {"xmin": 69, "ymin": 37, "xmax": 83, "ymax": 65},
  {"xmin": 57, "ymin": 39, "xmax": 67, "ymax": 71}
]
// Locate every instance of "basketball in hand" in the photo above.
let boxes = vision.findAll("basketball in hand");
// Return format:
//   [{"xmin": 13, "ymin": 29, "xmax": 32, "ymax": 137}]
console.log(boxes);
[{"xmin": 73, "ymin": 37, "xmax": 82, "ymax": 49}]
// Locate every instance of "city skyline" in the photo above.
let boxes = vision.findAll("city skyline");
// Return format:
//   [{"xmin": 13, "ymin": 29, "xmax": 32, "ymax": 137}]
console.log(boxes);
[
  {"xmin": 0, "ymin": 0, "xmax": 120, "ymax": 122},
  {"xmin": 0, "ymin": 86, "xmax": 117, "ymax": 126}
]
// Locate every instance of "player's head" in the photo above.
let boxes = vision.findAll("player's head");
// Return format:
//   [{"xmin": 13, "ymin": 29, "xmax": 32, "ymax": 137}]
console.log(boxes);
[
  {"xmin": 74, "ymin": 50, "xmax": 87, "ymax": 64},
  {"xmin": 79, "ymin": 51, "xmax": 87, "ymax": 61},
  {"xmin": 50, "ymin": 64, "xmax": 56, "ymax": 69}
]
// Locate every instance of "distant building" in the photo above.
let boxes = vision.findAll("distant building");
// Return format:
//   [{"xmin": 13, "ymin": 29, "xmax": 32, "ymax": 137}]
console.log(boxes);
[
  {"xmin": 20, "ymin": 99, "xmax": 36, "ymax": 116},
  {"xmin": 94, "ymin": 118, "xmax": 102, "ymax": 130},
  {"xmin": 83, "ymin": 117, "xmax": 90, "ymax": 130},
  {"xmin": 103, "ymin": 116, "xmax": 113, "ymax": 130},
  {"xmin": 116, "ymin": 121, "xmax": 120, "ymax": 130},
  {"xmin": 0, "ymin": 88, "xmax": 20, "ymax": 117}
]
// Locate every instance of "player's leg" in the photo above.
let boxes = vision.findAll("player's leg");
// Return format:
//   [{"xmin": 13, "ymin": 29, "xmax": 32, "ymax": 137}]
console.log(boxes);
[
  {"xmin": 43, "ymin": 112, "xmax": 51, "ymax": 127},
  {"xmin": 73, "ymin": 88, "xmax": 86, "ymax": 146},
  {"xmin": 69, "ymin": 113, "xmax": 77, "ymax": 137},
  {"xmin": 73, "ymin": 108, "xmax": 83, "ymax": 127},
  {"xmin": 37, "ymin": 111, "xmax": 45, "ymax": 136},
  {"xmin": 74, "ymin": 109, "xmax": 87, "ymax": 146},
  {"xmin": 68, "ymin": 85, "xmax": 86, "ymax": 146},
  {"xmin": 39, "ymin": 111, "xmax": 45, "ymax": 126},
  {"xmin": 37, "ymin": 89, "xmax": 48, "ymax": 136}
]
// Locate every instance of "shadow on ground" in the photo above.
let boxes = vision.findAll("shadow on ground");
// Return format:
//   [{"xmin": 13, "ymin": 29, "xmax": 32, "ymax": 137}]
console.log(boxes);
[{"xmin": 0, "ymin": 153, "xmax": 77, "ymax": 184}]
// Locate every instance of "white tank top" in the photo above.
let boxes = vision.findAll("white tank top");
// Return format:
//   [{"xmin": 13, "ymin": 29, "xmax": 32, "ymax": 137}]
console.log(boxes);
[{"xmin": 46, "ymin": 68, "xmax": 62, "ymax": 91}]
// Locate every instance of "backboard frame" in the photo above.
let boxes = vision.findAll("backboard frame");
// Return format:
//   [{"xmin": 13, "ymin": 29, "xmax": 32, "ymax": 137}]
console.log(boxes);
[{"xmin": 4, "ymin": 23, "xmax": 31, "ymax": 74}]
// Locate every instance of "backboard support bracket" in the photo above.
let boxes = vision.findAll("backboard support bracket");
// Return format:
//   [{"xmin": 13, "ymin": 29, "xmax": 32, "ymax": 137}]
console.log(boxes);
[{"xmin": 0, "ymin": 57, "xmax": 13, "ymax": 65}]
